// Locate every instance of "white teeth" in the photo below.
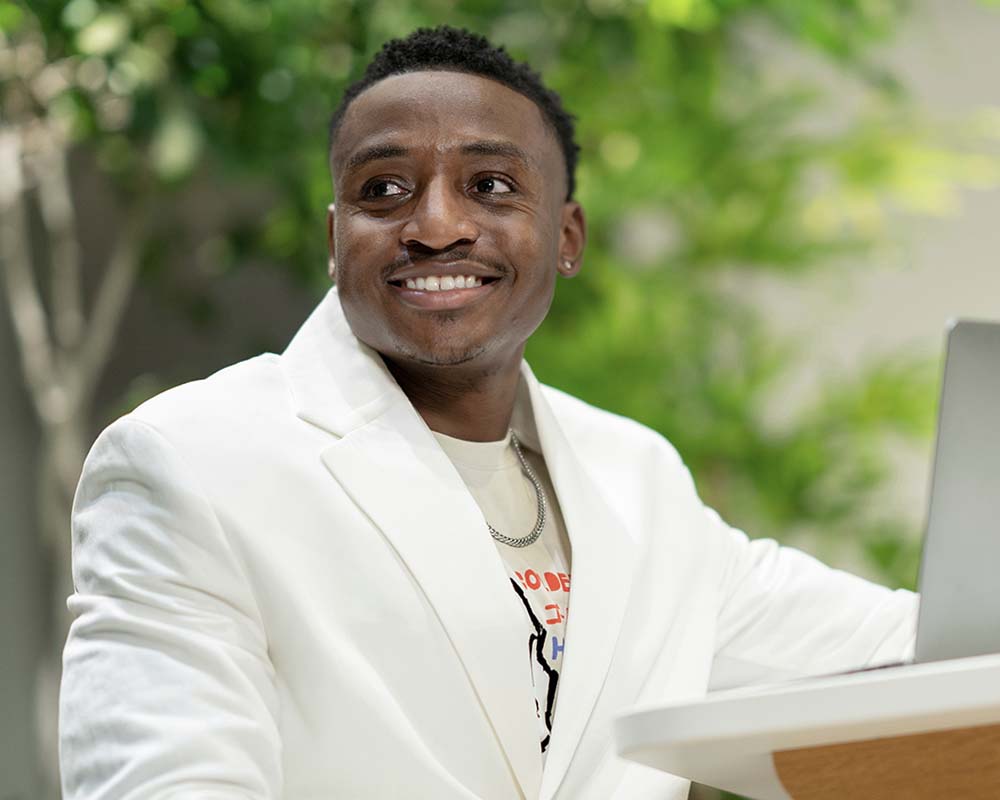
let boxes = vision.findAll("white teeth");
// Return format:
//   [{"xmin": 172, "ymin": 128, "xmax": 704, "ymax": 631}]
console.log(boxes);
[{"xmin": 405, "ymin": 275, "xmax": 489, "ymax": 291}]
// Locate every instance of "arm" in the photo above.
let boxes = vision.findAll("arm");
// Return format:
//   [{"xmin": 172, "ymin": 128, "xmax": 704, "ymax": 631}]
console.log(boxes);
[
  {"xmin": 60, "ymin": 417, "xmax": 282, "ymax": 799},
  {"xmin": 707, "ymin": 506, "xmax": 918, "ymax": 691}
]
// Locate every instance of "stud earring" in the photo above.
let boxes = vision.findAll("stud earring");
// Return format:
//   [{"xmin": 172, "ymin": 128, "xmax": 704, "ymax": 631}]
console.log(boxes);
[{"xmin": 561, "ymin": 259, "xmax": 574, "ymax": 273}]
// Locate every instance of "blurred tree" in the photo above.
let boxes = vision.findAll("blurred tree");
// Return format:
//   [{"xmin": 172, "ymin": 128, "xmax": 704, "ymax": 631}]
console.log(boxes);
[{"xmin": 2, "ymin": 0, "xmax": 998, "ymax": 796}]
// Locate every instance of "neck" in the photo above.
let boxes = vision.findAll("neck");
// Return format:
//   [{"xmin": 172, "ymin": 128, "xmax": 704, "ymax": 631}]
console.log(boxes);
[{"xmin": 383, "ymin": 353, "xmax": 522, "ymax": 442}]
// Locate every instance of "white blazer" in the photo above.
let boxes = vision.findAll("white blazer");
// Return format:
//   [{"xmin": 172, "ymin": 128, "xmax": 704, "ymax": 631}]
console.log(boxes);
[{"xmin": 60, "ymin": 288, "xmax": 917, "ymax": 800}]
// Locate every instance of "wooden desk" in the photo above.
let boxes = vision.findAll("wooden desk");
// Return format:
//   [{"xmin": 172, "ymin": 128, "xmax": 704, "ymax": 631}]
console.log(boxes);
[{"xmin": 615, "ymin": 652, "xmax": 1000, "ymax": 800}]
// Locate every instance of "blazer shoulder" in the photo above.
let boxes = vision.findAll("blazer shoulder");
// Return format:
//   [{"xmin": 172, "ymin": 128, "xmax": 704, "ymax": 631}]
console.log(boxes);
[
  {"xmin": 122, "ymin": 353, "xmax": 288, "ymax": 443},
  {"xmin": 538, "ymin": 382, "xmax": 687, "ymax": 473}
]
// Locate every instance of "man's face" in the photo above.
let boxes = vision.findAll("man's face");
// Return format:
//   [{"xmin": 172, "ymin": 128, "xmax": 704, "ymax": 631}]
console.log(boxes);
[{"xmin": 329, "ymin": 71, "xmax": 584, "ymax": 371}]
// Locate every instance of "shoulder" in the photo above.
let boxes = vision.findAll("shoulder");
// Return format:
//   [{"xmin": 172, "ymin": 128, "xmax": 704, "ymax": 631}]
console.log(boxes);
[
  {"xmin": 535, "ymin": 382, "xmax": 708, "ymax": 550},
  {"xmin": 131, "ymin": 353, "xmax": 285, "ymax": 427},
  {"xmin": 92, "ymin": 353, "xmax": 296, "ymax": 477},
  {"xmin": 124, "ymin": 353, "xmax": 286, "ymax": 436},
  {"xmin": 538, "ymin": 382, "xmax": 688, "ymax": 477}
]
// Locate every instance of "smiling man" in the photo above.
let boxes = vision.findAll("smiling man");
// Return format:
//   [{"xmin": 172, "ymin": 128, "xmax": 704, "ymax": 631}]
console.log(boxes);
[{"xmin": 60, "ymin": 26, "xmax": 917, "ymax": 800}]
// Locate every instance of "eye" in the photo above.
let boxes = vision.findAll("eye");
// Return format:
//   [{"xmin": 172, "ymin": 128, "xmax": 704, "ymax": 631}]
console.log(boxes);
[
  {"xmin": 474, "ymin": 176, "xmax": 514, "ymax": 195},
  {"xmin": 363, "ymin": 179, "xmax": 407, "ymax": 199}
]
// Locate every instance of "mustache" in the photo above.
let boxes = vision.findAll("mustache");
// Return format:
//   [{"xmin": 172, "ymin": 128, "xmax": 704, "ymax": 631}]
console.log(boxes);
[{"xmin": 381, "ymin": 247, "xmax": 509, "ymax": 281}]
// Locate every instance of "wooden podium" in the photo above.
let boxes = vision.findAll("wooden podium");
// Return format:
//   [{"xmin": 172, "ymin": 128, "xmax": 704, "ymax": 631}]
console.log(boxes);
[{"xmin": 614, "ymin": 652, "xmax": 1000, "ymax": 800}]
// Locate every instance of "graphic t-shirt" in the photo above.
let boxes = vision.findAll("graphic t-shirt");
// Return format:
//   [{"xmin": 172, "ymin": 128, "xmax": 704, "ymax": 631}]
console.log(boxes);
[{"xmin": 433, "ymin": 429, "xmax": 571, "ymax": 760}]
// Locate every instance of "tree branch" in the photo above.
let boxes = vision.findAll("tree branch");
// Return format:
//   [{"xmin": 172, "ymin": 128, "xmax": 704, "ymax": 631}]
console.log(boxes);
[
  {"xmin": 33, "ymin": 131, "xmax": 84, "ymax": 355},
  {"xmin": 75, "ymin": 203, "xmax": 147, "ymax": 406},
  {"xmin": 0, "ymin": 127, "xmax": 61, "ymax": 423}
]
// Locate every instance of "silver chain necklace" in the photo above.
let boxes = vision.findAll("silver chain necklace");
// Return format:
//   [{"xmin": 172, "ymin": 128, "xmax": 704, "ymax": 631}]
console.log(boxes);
[{"xmin": 487, "ymin": 431, "xmax": 547, "ymax": 548}]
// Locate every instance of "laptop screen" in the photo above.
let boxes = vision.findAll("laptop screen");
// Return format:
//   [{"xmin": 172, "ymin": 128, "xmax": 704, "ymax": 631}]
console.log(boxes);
[{"xmin": 915, "ymin": 319, "xmax": 1000, "ymax": 662}]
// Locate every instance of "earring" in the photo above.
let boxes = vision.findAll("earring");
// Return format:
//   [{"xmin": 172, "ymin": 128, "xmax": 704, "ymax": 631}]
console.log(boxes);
[
  {"xmin": 561, "ymin": 258, "xmax": 574, "ymax": 273},
  {"xmin": 328, "ymin": 257, "xmax": 336, "ymax": 279}
]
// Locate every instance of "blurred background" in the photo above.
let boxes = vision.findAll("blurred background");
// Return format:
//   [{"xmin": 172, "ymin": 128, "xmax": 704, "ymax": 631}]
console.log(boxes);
[{"xmin": 2, "ymin": 0, "xmax": 999, "ymax": 798}]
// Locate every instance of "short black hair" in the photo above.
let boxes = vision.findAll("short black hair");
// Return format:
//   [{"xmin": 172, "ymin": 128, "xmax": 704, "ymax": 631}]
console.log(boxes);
[{"xmin": 328, "ymin": 25, "xmax": 579, "ymax": 200}]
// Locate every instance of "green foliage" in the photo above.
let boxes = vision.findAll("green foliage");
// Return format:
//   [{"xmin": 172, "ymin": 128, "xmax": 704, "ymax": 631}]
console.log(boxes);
[
  {"xmin": 10, "ymin": 3, "xmax": 999, "ymax": 798},
  {"xmin": 7, "ymin": 0, "xmax": 995, "ymax": 610},
  {"xmin": 11, "ymin": 0, "xmax": 1000, "ymax": 796},
  {"xmin": 7, "ymin": 0, "xmax": 997, "ymax": 585}
]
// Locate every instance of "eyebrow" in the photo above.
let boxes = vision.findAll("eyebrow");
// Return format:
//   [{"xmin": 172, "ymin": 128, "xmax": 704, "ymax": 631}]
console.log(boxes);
[
  {"xmin": 459, "ymin": 140, "xmax": 534, "ymax": 167},
  {"xmin": 344, "ymin": 143, "xmax": 409, "ymax": 172},
  {"xmin": 342, "ymin": 139, "xmax": 536, "ymax": 173}
]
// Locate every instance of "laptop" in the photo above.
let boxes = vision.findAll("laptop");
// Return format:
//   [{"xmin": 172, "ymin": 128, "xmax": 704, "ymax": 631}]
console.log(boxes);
[
  {"xmin": 910, "ymin": 318, "xmax": 1000, "ymax": 664},
  {"xmin": 802, "ymin": 319, "xmax": 1000, "ymax": 680}
]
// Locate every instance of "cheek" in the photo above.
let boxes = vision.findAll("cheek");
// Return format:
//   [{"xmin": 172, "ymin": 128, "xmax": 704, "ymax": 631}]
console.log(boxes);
[
  {"xmin": 508, "ymin": 231, "xmax": 556, "ymax": 292},
  {"xmin": 493, "ymin": 219, "xmax": 548, "ymax": 268},
  {"xmin": 335, "ymin": 215, "xmax": 375, "ymax": 257},
  {"xmin": 334, "ymin": 218, "xmax": 394, "ymax": 288}
]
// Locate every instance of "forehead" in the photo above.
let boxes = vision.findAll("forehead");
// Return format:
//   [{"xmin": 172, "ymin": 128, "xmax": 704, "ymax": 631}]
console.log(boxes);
[{"xmin": 333, "ymin": 70, "xmax": 560, "ymax": 174}]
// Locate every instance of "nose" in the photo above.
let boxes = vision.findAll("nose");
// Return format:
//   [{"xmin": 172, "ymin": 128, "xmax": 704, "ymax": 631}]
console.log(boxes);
[{"xmin": 400, "ymin": 176, "xmax": 479, "ymax": 252}]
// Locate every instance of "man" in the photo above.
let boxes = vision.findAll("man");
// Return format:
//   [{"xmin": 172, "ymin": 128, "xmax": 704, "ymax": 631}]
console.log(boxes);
[{"xmin": 60, "ymin": 26, "xmax": 917, "ymax": 800}]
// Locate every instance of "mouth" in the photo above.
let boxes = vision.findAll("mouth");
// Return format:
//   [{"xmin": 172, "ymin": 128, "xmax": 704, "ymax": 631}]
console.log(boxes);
[
  {"xmin": 387, "ymin": 273, "xmax": 502, "ymax": 310},
  {"xmin": 388, "ymin": 273, "xmax": 499, "ymax": 291}
]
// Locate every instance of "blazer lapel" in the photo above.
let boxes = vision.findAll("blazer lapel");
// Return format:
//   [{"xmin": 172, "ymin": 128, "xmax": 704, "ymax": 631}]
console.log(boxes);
[
  {"xmin": 282, "ymin": 290, "xmax": 543, "ymax": 799},
  {"xmin": 515, "ymin": 368, "xmax": 638, "ymax": 800}
]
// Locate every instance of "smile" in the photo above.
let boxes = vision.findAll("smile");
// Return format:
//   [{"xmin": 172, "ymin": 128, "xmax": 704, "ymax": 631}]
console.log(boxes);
[
  {"xmin": 395, "ymin": 275, "xmax": 487, "ymax": 291},
  {"xmin": 388, "ymin": 273, "xmax": 500, "ymax": 310}
]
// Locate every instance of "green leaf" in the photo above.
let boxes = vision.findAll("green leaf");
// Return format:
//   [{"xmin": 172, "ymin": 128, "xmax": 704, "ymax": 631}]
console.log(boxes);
[{"xmin": 76, "ymin": 10, "xmax": 131, "ymax": 55}]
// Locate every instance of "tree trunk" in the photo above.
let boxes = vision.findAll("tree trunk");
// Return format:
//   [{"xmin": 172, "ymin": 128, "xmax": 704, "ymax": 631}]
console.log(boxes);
[
  {"xmin": 2, "ymin": 120, "xmax": 145, "ymax": 798},
  {"xmin": 35, "ymin": 415, "xmax": 87, "ymax": 799}
]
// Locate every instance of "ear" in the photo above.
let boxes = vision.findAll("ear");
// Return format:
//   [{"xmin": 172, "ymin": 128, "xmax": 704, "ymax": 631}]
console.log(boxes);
[
  {"xmin": 326, "ymin": 203, "xmax": 336, "ymax": 281},
  {"xmin": 557, "ymin": 201, "xmax": 586, "ymax": 277}
]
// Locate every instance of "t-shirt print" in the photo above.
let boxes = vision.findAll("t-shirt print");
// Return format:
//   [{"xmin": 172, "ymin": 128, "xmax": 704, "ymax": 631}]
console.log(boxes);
[
  {"xmin": 506, "ymin": 564, "xmax": 571, "ymax": 754},
  {"xmin": 430, "ymin": 427, "xmax": 572, "ymax": 759}
]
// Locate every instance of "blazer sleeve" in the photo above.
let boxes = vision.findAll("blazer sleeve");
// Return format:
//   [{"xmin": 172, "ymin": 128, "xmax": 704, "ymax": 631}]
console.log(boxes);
[
  {"xmin": 706, "ymin": 505, "xmax": 919, "ymax": 691},
  {"xmin": 60, "ymin": 416, "xmax": 283, "ymax": 799}
]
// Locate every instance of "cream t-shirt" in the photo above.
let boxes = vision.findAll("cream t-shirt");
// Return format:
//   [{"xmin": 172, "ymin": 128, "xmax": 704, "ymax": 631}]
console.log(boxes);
[{"xmin": 433, "ymin": 429, "xmax": 572, "ymax": 761}]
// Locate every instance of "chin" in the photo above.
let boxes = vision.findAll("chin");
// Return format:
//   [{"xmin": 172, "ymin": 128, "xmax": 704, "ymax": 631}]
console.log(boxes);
[{"xmin": 394, "ymin": 339, "xmax": 490, "ymax": 369}]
